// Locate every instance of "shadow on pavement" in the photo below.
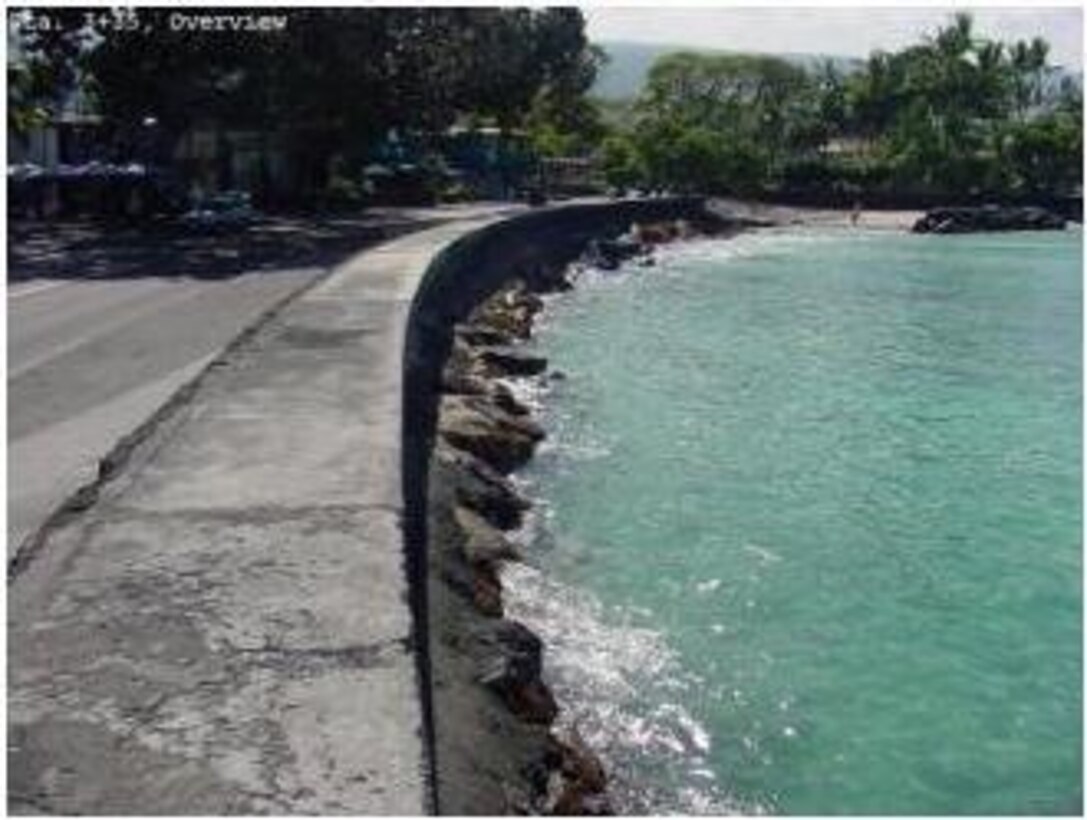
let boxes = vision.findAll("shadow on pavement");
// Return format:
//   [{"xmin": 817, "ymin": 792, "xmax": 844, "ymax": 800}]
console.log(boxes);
[{"xmin": 7, "ymin": 213, "xmax": 436, "ymax": 282}]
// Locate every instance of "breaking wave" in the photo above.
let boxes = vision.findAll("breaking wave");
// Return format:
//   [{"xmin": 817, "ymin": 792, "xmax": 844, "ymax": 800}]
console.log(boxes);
[{"xmin": 500, "ymin": 559, "xmax": 762, "ymax": 815}]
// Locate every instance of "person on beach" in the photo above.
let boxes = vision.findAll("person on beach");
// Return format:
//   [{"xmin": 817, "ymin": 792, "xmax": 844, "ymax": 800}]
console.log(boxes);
[{"xmin": 850, "ymin": 200, "xmax": 862, "ymax": 226}]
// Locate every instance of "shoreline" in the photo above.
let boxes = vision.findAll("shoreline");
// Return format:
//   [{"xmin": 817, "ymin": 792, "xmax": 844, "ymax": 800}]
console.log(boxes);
[
  {"xmin": 423, "ymin": 206, "xmax": 931, "ymax": 814},
  {"xmin": 423, "ymin": 213, "xmax": 748, "ymax": 814},
  {"xmin": 399, "ymin": 198, "xmax": 745, "ymax": 814},
  {"xmin": 708, "ymin": 197, "xmax": 924, "ymax": 231},
  {"xmin": 417, "ymin": 200, "xmax": 1066, "ymax": 813}
]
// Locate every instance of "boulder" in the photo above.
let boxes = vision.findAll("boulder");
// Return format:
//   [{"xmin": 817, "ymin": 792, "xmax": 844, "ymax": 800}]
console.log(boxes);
[
  {"xmin": 441, "ymin": 366, "xmax": 492, "ymax": 397},
  {"xmin": 441, "ymin": 369, "xmax": 531, "ymax": 417},
  {"xmin": 476, "ymin": 346, "xmax": 548, "ymax": 378},
  {"xmin": 509, "ymin": 680, "xmax": 560, "ymax": 725},
  {"xmin": 438, "ymin": 394, "xmax": 545, "ymax": 474},
  {"xmin": 537, "ymin": 731, "xmax": 612, "ymax": 816},
  {"xmin": 581, "ymin": 237, "xmax": 646, "ymax": 271},
  {"xmin": 508, "ymin": 285, "xmax": 545, "ymax": 315},
  {"xmin": 556, "ymin": 729, "xmax": 607, "ymax": 794},
  {"xmin": 477, "ymin": 620, "xmax": 543, "ymax": 687},
  {"xmin": 436, "ymin": 444, "xmax": 531, "ymax": 530},
  {"xmin": 912, "ymin": 205, "xmax": 1066, "ymax": 234},
  {"xmin": 469, "ymin": 282, "xmax": 545, "ymax": 340},
  {"xmin": 534, "ymin": 267, "xmax": 575, "ymax": 293},
  {"xmin": 452, "ymin": 505, "xmax": 522, "ymax": 565},
  {"xmin": 472, "ymin": 562, "xmax": 504, "ymax": 618},
  {"xmin": 491, "ymin": 381, "xmax": 531, "ymax": 417},
  {"xmin": 455, "ymin": 321, "xmax": 513, "ymax": 348},
  {"xmin": 631, "ymin": 220, "xmax": 680, "ymax": 244},
  {"xmin": 444, "ymin": 332, "xmax": 546, "ymax": 384},
  {"xmin": 440, "ymin": 560, "xmax": 501, "ymax": 617},
  {"xmin": 441, "ymin": 336, "xmax": 482, "ymax": 388},
  {"xmin": 477, "ymin": 620, "xmax": 559, "ymax": 725}
]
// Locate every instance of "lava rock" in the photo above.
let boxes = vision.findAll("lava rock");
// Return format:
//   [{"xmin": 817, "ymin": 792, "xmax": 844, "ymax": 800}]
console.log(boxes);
[
  {"xmin": 477, "ymin": 620, "xmax": 545, "ymax": 691},
  {"xmin": 439, "ymin": 556, "xmax": 504, "ymax": 617},
  {"xmin": 441, "ymin": 366, "xmax": 492, "ymax": 397},
  {"xmin": 469, "ymin": 282, "xmax": 545, "ymax": 340},
  {"xmin": 436, "ymin": 444, "xmax": 531, "ymax": 530},
  {"xmin": 541, "ymin": 731, "xmax": 613, "ymax": 815},
  {"xmin": 453, "ymin": 505, "xmax": 522, "ymax": 565},
  {"xmin": 477, "ymin": 620, "xmax": 559, "ymax": 725},
  {"xmin": 491, "ymin": 381, "xmax": 531, "ymax": 417},
  {"xmin": 509, "ymin": 680, "xmax": 560, "ymax": 725},
  {"xmin": 455, "ymin": 321, "xmax": 514, "ymax": 347},
  {"xmin": 476, "ymin": 347, "xmax": 548, "ymax": 378},
  {"xmin": 472, "ymin": 562, "xmax": 505, "ymax": 618},
  {"xmin": 581, "ymin": 237, "xmax": 646, "ymax": 271},
  {"xmin": 438, "ymin": 395, "xmax": 545, "ymax": 474},
  {"xmin": 912, "ymin": 205, "xmax": 1066, "ymax": 234},
  {"xmin": 535, "ymin": 267, "xmax": 575, "ymax": 293}
]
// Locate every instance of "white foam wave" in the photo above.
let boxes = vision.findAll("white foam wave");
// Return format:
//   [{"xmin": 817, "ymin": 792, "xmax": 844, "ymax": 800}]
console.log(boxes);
[
  {"xmin": 742, "ymin": 543, "xmax": 783, "ymax": 564},
  {"xmin": 500, "ymin": 561, "xmax": 757, "ymax": 815},
  {"xmin": 494, "ymin": 374, "xmax": 547, "ymax": 415}
]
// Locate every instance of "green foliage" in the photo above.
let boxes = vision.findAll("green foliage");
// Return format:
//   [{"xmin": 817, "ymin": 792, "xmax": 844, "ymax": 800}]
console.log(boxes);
[
  {"xmin": 9, "ymin": 7, "xmax": 601, "ymax": 198},
  {"xmin": 526, "ymin": 87, "xmax": 606, "ymax": 158},
  {"xmin": 7, "ymin": 7, "xmax": 88, "ymax": 135},
  {"xmin": 629, "ymin": 50, "xmax": 817, "ymax": 192},
  {"xmin": 599, "ymin": 134, "xmax": 642, "ymax": 190},
  {"xmin": 614, "ymin": 12, "xmax": 1082, "ymax": 201},
  {"xmin": 529, "ymin": 123, "xmax": 576, "ymax": 159},
  {"xmin": 999, "ymin": 114, "xmax": 1083, "ymax": 194},
  {"xmin": 639, "ymin": 51, "xmax": 809, "ymax": 139}
]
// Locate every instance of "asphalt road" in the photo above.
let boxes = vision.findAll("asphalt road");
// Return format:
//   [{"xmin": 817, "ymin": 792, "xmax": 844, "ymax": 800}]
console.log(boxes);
[
  {"xmin": 7, "ymin": 214, "xmax": 516, "ymax": 814},
  {"xmin": 8, "ymin": 267, "xmax": 325, "ymax": 556},
  {"xmin": 7, "ymin": 204, "xmax": 525, "ymax": 562}
]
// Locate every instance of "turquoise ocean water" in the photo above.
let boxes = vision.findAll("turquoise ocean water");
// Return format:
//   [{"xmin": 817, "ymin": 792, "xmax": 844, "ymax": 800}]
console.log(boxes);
[{"xmin": 502, "ymin": 228, "xmax": 1082, "ymax": 814}]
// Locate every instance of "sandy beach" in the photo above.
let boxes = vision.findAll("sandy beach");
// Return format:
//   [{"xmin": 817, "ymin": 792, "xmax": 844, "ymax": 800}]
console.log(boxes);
[{"xmin": 709, "ymin": 197, "xmax": 924, "ymax": 230}]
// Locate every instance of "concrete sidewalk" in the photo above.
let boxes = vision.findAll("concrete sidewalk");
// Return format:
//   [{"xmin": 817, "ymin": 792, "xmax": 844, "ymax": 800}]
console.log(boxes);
[{"xmin": 8, "ymin": 214, "xmax": 503, "ymax": 814}]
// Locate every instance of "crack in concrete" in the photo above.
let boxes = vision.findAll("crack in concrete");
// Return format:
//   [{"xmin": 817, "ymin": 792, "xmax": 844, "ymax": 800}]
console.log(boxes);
[
  {"xmin": 234, "ymin": 638, "xmax": 411, "ymax": 678},
  {"xmin": 98, "ymin": 502, "xmax": 403, "ymax": 526},
  {"xmin": 279, "ymin": 326, "xmax": 377, "ymax": 349},
  {"xmin": 7, "ymin": 273, "xmax": 340, "ymax": 583}
]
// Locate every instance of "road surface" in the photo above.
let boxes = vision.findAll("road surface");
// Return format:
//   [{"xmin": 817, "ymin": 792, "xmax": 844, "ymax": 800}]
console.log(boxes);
[
  {"xmin": 8, "ymin": 212, "xmax": 509, "ymax": 815},
  {"xmin": 7, "ymin": 204, "xmax": 524, "ymax": 561},
  {"xmin": 8, "ymin": 268, "xmax": 326, "ymax": 556}
]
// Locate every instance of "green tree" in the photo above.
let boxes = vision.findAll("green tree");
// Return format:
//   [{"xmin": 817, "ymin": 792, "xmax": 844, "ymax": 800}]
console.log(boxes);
[
  {"xmin": 599, "ymin": 133, "xmax": 642, "ymax": 190},
  {"xmin": 1009, "ymin": 37, "xmax": 1049, "ymax": 120},
  {"xmin": 1000, "ymin": 114, "xmax": 1082, "ymax": 194},
  {"xmin": 634, "ymin": 50, "xmax": 810, "ymax": 187},
  {"xmin": 50, "ymin": 7, "xmax": 601, "ymax": 198},
  {"xmin": 7, "ymin": 7, "xmax": 88, "ymax": 137}
]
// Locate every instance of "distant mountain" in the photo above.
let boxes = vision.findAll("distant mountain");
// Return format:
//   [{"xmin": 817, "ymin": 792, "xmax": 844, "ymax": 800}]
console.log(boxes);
[{"xmin": 591, "ymin": 40, "xmax": 863, "ymax": 100}]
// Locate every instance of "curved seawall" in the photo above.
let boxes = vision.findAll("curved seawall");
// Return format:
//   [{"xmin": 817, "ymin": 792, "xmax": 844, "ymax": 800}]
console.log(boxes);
[
  {"xmin": 402, "ymin": 198, "xmax": 736, "ymax": 812},
  {"xmin": 8, "ymin": 199, "xmax": 731, "ymax": 815}
]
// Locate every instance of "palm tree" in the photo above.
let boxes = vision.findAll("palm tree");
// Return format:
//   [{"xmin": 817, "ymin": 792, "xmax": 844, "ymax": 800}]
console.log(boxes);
[{"xmin": 1010, "ymin": 37, "xmax": 1049, "ymax": 120}]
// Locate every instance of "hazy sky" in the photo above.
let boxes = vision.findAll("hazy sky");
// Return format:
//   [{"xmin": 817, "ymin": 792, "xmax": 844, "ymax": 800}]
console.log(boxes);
[{"xmin": 585, "ymin": 7, "xmax": 1084, "ymax": 70}]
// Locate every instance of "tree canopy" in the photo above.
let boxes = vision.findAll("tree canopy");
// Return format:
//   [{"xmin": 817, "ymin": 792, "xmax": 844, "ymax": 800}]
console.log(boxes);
[
  {"xmin": 8, "ymin": 6, "xmax": 602, "ymax": 196},
  {"xmin": 603, "ymin": 13, "xmax": 1082, "ymax": 202}
]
